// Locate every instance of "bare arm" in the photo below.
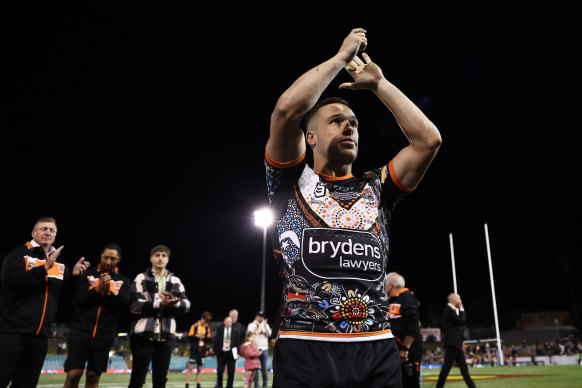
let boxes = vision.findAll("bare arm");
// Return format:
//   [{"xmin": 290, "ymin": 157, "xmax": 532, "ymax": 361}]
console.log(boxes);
[
  {"xmin": 266, "ymin": 28, "xmax": 368, "ymax": 163},
  {"xmin": 340, "ymin": 53, "xmax": 442, "ymax": 189}
]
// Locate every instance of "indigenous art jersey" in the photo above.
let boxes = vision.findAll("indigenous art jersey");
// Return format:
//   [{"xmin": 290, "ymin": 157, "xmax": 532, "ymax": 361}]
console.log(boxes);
[{"xmin": 265, "ymin": 152, "xmax": 411, "ymax": 342}]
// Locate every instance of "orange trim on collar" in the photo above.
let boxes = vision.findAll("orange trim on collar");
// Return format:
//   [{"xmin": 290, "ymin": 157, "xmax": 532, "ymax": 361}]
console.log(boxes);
[
  {"xmin": 388, "ymin": 160, "xmax": 414, "ymax": 193},
  {"xmin": 265, "ymin": 150, "xmax": 305, "ymax": 169},
  {"xmin": 395, "ymin": 287, "xmax": 411, "ymax": 296},
  {"xmin": 314, "ymin": 171, "xmax": 354, "ymax": 181}
]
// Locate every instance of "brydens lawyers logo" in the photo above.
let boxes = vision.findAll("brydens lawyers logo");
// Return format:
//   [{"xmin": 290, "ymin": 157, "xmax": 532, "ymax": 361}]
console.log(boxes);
[{"xmin": 301, "ymin": 228, "xmax": 384, "ymax": 282}]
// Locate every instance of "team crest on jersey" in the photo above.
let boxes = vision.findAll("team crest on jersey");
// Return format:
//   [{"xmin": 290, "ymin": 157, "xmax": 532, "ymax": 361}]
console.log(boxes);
[
  {"xmin": 24, "ymin": 255, "xmax": 65, "ymax": 280},
  {"xmin": 389, "ymin": 303, "xmax": 402, "ymax": 318},
  {"xmin": 46, "ymin": 262, "xmax": 65, "ymax": 279},
  {"xmin": 25, "ymin": 255, "xmax": 44, "ymax": 269},
  {"xmin": 314, "ymin": 181, "xmax": 326, "ymax": 198}
]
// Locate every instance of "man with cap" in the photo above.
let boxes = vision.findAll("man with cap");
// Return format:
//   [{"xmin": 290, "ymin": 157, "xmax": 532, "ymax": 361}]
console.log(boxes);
[{"xmin": 247, "ymin": 311, "xmax": 272, "ymax": 388}]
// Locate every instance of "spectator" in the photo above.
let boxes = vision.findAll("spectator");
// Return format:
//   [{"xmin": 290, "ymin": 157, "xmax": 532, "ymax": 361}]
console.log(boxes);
[
  {"xmin": 240, "ymin": 332, "xmax": 261, "ymax": 388},
  {"xmin": 128, "ymin": 245, "xmax": 190, "ymax": 388},
  {"xmin": 185, "ymin": 311, "xmax": 212, "ymax": 388},
  {"xmin": 435, "ymin": 293, "xmax": 477, "ymax": 388},
  {"xmin": 63, "ymin": 243, "xmax": 130, "ymax": 388},
  {"xmin": 0, "ymin": 217, "xmax": 90, "ymax": 387},
  {"xmin": 386, "ymin": 272, "xmax": 423, "ymax": 388},
  {"xmin": 246, "ymin": 311, "xmax": 271, "ymax": 388},
  {"xmin": 214, "ymin": 316, "xmax": 243, "ymax": 388}
]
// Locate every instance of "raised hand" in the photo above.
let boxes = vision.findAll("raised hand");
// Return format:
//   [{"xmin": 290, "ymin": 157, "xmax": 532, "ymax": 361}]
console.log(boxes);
[
  {"xmin": 336, "ymin": 28, "xmax": 368, "ymax": 65},
  {"xmin": 44, "ymin": 245, "xmax": 64, "ymax": 271},
  {"xmin": 72, "ymin": 257, "xmax": 90, "ymax": 276},
  {"xmin": 340, "ymin": 53, "xmax": 384, "ymax": 91}
]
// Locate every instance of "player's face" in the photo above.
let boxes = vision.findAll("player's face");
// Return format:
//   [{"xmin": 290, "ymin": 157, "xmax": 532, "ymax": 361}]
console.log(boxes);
[
  {"xmin": 32, "ymin": 222, "xmax": 57, "ymax": 248},
  {"xmin": 150, "ymin": 251, "xmax": 169, "ymax": 271},
  {"xmin": 101, "ymin": 248, "xmax": 121, "ymax": 272},
  {"xmin": 310, "ymin": 103, "xmax": 359, "ymax": 165}
]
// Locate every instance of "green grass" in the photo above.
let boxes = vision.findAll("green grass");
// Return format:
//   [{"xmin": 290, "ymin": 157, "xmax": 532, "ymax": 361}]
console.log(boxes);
[
  {"xmin": 36, "ymin": 365, "xmax": 582, "ymax": 387},
  {"xmin": 420, "ymin": 364, "xmax": 582, "ymax": 388}
]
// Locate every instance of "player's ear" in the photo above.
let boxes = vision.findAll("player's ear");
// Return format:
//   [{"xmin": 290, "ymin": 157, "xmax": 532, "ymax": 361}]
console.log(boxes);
[{"xmin": 306, "ymin": 130, "xmax": 316, "ymax": 147}]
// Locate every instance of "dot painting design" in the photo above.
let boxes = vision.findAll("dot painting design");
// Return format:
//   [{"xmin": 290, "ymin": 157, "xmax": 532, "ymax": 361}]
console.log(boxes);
[
  {"xmin": 299, "ymin": 166, "xmax": 379, "ymax": 230},
  {"xmin": 340, "ymin": 296, "xmax": 369, "ymax": 325}
]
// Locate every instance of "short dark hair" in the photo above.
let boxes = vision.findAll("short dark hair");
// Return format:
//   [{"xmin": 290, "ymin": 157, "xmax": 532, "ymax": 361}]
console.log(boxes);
[
  {"xmin": 301, "ymin": 97, "xmax": 351, "ymax": 131},
  {"xmin": 34, "ymin": 217, "xmax": 56, "ymax": 227},
  {"xmin": 201, "ymin": 311, "xmax": 212, "ymax": 321},
  {"xmin": 103, "ymin": 243, "xmax": 122, "ymax": 257},
  {"xmin": 150, "ymin": 244, "xmax": 171, "ymax": 256}
]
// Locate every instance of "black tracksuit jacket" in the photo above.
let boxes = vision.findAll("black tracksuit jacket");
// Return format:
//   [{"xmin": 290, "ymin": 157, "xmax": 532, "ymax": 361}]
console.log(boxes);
[
  {"xmin": 0, "ymin": 242, "xmax": 70, "ymax": 336},
  {"xmin": 68, "ymin": 265, "xmax": 130, "ymax": 339}
]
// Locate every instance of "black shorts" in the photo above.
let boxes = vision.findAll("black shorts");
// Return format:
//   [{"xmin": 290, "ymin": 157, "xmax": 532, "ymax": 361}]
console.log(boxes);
[
  {"xmin": 273, "ymin": 338, "xmax": 402, "ymax": 388},
  {"xmin": 64, "ymin": 335, "xmax": 115, "ymax": 374},
  {"xmin": 188, "ymin": 353, "xmax": 204, "ymax": 367}
]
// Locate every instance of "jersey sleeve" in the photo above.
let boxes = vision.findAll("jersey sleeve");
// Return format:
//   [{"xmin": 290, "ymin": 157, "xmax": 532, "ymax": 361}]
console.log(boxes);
[
  {"xmin": 0, "ymin": 248, "xmax": 48, "ymax": 291},
  {"xmin": 400, "ymin": 293, "xmax": 421, "ymax": 339},
  {"xmin": 264, "ymin": 150, "xmax": 306, "ymax": 212},
  {"xmin": 367, "ymin": 159, "xmax": 413, "ymax": 212}
]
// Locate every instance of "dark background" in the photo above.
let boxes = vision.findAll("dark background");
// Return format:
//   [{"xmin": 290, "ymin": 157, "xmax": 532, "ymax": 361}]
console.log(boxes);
[{"xmin": 1, "ymin": 5, "xmax": 579, "ymax": 334}]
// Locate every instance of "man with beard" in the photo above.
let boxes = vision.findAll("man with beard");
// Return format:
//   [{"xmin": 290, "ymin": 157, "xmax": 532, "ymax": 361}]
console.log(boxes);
[{"xmin": 63, "ymin": 243, "xmax": 130, "ymax": 388}]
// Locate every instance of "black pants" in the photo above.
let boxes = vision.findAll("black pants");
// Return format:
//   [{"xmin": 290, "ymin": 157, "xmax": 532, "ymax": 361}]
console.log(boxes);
[
  {"xmin": 0, "ymin": 332, "xmax": 48, "ymax": 388},
  {"xmin": 436, "ymin": 346, "xmax": 476, "ymax": 388},
  {"xmin": 216, "ymin": 352, "xmax": 236, "ymax": 388},
  {"xmin": 128, "ymin": 336, "xmax": 173, "ymax": 388},
  {"xmin": 401, "ymin": 360, "xmax": 421, "ymax": 388}
]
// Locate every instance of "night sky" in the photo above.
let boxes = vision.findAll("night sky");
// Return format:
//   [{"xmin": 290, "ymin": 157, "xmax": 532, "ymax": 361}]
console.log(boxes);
[{"xmin": 1, "ymin": 5, "xmax": 579, "ymax": 335}]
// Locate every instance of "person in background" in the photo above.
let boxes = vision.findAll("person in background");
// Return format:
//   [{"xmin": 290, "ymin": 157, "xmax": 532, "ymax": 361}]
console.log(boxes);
[
  {"xmin": 386, "ymin": 272, "xmax": 423, "ymax": 388},
  {"xmin": 214, "ymin": 316, "xmax": 243, "ymax": 388},
  {"xmin": 229, "ymin": 308, "xmax": 246, "ymax": 345},
  {"xmin": 0, "ymin": 217, "xmax": 90, "ymax": 387},
  {"xmin": 240, "ymin": 332, "xmax": 261, "ymax": 388},
  {"xmin": 185, "ymin": 311, "xmax": 212, "ymax": 388},
  {"xmin": 63, "ymin": 243, "xmax": 130, "ymax": 388},
  {"xmin": 435, "ymin": 293, "xmax": 477, "ymax": 388},
  {"xmin": 128, "ymin": 245, "xmax": 190, "ymax": 388},
  {"xmin": 246, "ymin": 311, "xmax": 271, "ymax": 388}
]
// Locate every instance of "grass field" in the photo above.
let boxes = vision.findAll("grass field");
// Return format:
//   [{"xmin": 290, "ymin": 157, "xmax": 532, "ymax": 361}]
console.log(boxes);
[{"xmin": 37, "ymin": 364, "xmax": 582, "ymax": 387}]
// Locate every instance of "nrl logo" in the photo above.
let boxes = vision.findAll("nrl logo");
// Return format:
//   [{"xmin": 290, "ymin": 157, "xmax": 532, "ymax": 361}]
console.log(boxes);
[{"xmin": 314, "ymin": 182, "xmax": 326, "ymax": 198}]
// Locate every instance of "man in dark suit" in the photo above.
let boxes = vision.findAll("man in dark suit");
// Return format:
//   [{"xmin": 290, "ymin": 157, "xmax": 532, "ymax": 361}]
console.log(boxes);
[
  {"xmin": 214, "ymin": 316, "xmax": 242, "ymax": 388},
  {"xmin": 435, "ymin": 293, "xmax": 477, "ymax": 388}
]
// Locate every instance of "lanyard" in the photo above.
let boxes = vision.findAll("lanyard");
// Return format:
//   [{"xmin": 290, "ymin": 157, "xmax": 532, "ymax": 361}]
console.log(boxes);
[{"xmin": 155, "ymin": 271, "xmax": 167, "ymax": 293}]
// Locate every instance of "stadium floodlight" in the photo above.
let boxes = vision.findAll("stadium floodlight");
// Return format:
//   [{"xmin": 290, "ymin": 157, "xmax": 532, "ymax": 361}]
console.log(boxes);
[
  {"xmin": 254, "ymin": 208, "xmax": 274, "ymax": 227},
  {"xmin": 254, "ymin": 207, "xmax": 274, "ymax": 313}
]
